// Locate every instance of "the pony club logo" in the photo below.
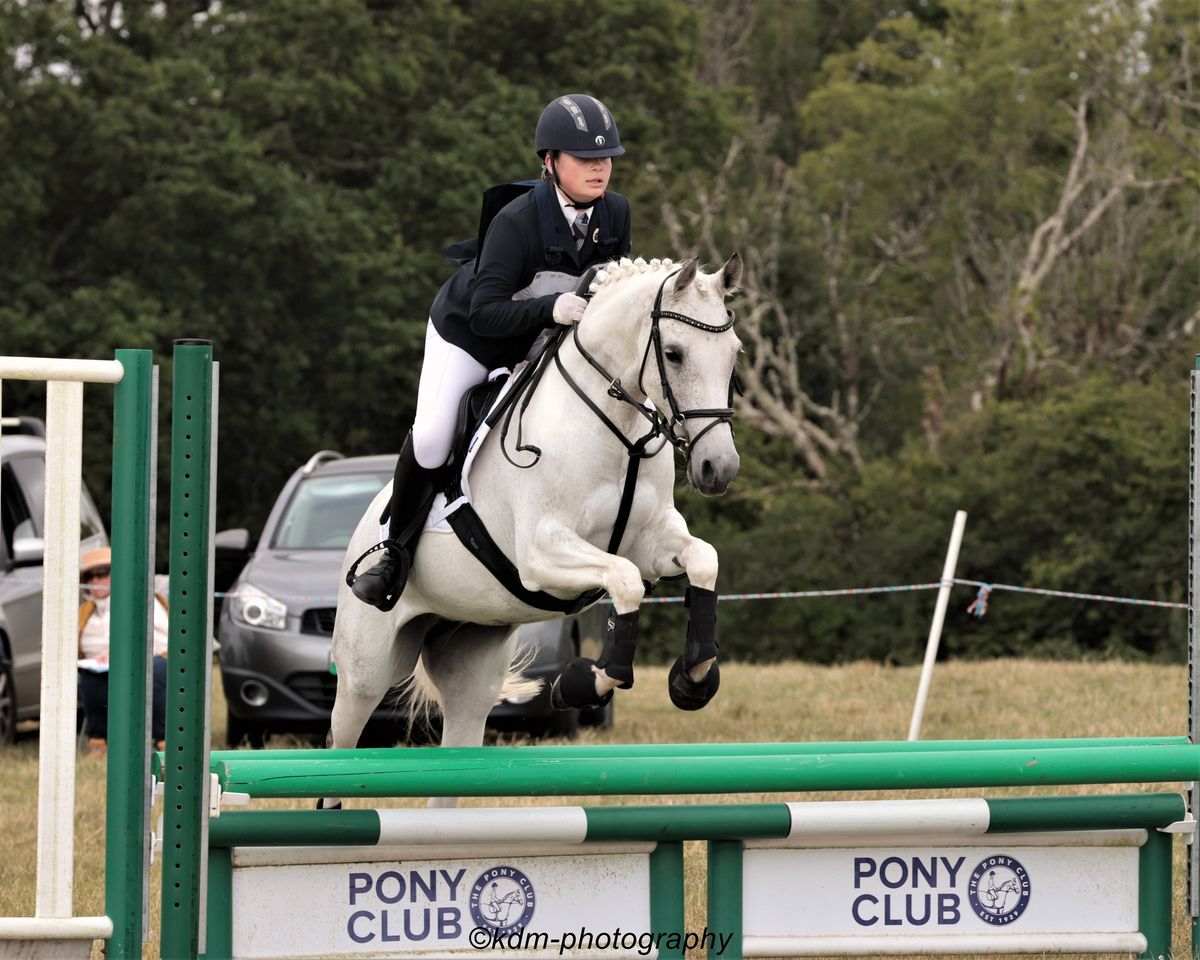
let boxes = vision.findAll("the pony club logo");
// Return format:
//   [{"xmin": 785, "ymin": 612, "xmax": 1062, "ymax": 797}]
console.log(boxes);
[
  {"xmin": 594, "ymin": 135, "xmax": 606, "ymax": 147},
  {"xmin": 469, "ymin": 866, "xmax": 535, "ymax": 934},
  {"xmin": 967, "ymin": 855, "xmax": 1031, "ymax": 925}
]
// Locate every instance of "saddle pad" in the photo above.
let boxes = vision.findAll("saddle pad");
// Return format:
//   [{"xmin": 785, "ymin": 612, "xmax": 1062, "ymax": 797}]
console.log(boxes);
[{"xmin": 375, "ymin": 364, "xmax": 524, "ymax": 543}]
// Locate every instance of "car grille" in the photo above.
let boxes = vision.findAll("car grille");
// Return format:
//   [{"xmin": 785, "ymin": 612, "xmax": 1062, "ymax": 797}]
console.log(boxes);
[
  {"xmin": 289, "ymin": 671, "xmax": 338, "ymax": 709},
  {"xmin": 301, "ymin": 607, "xmax": 337, "ymax": 636}
]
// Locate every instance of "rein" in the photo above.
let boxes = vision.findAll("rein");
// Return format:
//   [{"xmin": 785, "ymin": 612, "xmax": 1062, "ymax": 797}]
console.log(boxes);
[{"xmin": 545, "ymin": 267, "xmax": 738, "ymax": 555}]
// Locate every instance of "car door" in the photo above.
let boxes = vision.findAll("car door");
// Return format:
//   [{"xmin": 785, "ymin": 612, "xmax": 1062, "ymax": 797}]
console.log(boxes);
[{"xmin": 0, "ymin": 459, "xmax": 45, "ymax": 721}]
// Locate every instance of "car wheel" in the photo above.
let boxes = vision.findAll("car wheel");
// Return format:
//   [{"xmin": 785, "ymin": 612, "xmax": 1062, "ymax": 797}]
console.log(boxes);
[
  {"xmin": 578, "ymin": 697, "xmax": 613, "ymax": 730},
  {"xmin": 225, "ymin": 708, "xmax": 266, "ymax": 749},
  {"xmin": 0, "ymin": 655, "xmax": 15, "ymax": 745}
]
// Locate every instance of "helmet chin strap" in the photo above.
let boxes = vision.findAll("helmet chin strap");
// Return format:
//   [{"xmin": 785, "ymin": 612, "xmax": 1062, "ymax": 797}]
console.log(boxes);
[{"xmin": 549, "ymin": 153, "xmax": 600, "ymax": 210}]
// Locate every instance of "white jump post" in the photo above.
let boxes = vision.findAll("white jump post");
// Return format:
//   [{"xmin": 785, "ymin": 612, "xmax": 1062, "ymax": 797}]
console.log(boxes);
[
  {"xmin": 907, "ymin": 510, "xmax": 968, "ymax": 741},
  {"xmin": 0, "ymin": 358, "xmax": 123, "ymax": 956}
]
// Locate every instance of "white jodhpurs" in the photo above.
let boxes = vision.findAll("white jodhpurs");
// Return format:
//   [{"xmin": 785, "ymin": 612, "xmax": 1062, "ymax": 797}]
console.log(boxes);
[{"xmin": 412, "ymin": 320, "xmax": 489, "ymax": 469}]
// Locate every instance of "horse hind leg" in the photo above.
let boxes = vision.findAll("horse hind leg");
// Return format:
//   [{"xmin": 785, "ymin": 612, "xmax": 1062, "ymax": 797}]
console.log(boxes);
[
  {"xmin": 319, "ymin": 603, "xmax": 427, "ymax": 809},
  {"xmin": 418, "ymin": 623, "xmax": 524, "ymax": 809}
]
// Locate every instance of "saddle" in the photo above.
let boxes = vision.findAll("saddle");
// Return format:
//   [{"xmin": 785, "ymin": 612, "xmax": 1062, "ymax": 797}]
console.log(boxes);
[{"xmin": 446, "ymin": 377, "xmax": 508, "ymax": 488}]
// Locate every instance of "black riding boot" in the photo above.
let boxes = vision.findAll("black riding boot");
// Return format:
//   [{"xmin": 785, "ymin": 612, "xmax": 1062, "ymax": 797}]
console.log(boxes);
[{"xmin": 350, "ymin": 432, "xmax": 437, "ymax": 610}]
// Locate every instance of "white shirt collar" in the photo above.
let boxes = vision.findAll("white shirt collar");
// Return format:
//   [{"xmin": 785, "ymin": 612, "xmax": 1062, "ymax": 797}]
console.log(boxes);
[{"xmin": 554, "ymin": 185, "xmax": 591, "ymax": 231}]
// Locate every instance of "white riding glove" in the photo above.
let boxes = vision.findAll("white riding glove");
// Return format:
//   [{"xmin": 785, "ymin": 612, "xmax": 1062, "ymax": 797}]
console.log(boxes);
[{"xmin": 553, "ymin": 292, "xmax": 587, "ymax": 326}]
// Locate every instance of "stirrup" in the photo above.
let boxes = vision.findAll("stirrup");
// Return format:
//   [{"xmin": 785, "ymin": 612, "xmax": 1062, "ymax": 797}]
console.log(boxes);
[{"xmin": 347, "ymin": 540, "xmax": 409, "ymax": 611}]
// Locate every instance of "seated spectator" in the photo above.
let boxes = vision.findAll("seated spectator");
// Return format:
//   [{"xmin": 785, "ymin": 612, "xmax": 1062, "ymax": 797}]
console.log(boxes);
[{"xmin": 78, "ymin": 547, "xmax": 169, "ymax": 757}]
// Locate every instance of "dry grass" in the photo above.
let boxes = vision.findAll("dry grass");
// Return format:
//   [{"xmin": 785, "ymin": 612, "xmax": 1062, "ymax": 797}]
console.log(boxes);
[{"xmin": 0, "ymin": 658, "xmax": 1190, "ymax": 958}]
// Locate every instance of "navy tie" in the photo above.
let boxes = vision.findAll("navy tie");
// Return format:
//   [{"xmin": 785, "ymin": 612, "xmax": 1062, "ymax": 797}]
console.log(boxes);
[{"xmin": 572, "ymin": 210, "xmax": 589, "ymax": 250}]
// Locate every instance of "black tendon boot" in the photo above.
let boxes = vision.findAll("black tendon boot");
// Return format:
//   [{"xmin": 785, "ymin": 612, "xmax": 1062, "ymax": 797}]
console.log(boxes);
[
  {"xmin": 350, "ymin": 432, "xmax": 437, "ymax": 610},
  {"xmin": 668, "ymin": 586, "xmax": 721, "ymax": 710}
]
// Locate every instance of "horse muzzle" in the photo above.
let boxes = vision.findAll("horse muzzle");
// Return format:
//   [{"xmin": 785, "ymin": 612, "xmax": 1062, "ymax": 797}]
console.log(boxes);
[{"xmin": 687, "ymin": 447, "xmax": 739, "ymax": 496}]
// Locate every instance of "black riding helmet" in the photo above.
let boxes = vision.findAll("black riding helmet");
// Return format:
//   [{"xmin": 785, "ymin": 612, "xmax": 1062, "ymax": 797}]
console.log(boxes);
[{"xmin": 535, "ymin": 94, "xmax": 625, "ymax": 159}]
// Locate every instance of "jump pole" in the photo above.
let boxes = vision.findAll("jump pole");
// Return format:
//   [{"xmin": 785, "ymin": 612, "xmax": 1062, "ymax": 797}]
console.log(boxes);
[{"xmin": 210, "ymin": 741, "xmax": 1200, "ymax": 799}]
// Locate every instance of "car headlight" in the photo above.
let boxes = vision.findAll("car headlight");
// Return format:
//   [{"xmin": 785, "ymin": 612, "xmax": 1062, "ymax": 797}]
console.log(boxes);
[{"xmin": 229, "ymin": 584, "xmax": 289, "ymax": 631}]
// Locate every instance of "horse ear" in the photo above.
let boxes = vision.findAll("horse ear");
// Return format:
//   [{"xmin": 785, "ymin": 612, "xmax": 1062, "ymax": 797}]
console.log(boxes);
[
  {"xmin": 671, "ymin": 258, "xmax": 699, "ymax": 299},
  {"xmin": 719, "ymin": 252, "xmax": 743, "ymax": 295}
]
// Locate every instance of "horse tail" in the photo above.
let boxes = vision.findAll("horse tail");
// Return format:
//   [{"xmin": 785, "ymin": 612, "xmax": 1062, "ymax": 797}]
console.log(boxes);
[
  {"xmin": 497, "ymin": 644, "xmax": 544, "ymax": 704},
  {"xmin": 404, "ymin": 635, "xmax": 543, "ymax": 731}
]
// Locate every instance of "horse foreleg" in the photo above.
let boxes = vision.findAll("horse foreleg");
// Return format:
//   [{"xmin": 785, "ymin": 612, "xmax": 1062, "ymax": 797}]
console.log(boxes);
[
  {"xmin": 627, "ymin": 509, "xmax": 722, "ymax": 710},
  {"xmin": 520, "ymin": 524, "xmax": 646, "ymax": 706}
]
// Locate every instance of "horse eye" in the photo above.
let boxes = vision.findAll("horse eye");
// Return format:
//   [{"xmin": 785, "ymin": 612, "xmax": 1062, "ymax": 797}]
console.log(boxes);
[{"xmin": 664, "ymin": 347, "xmax": 684, "ymax": 364}]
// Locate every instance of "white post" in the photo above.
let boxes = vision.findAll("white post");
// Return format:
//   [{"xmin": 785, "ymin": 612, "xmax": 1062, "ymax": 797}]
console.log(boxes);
[
  {"xmin": 907, "ymin": 510, "xmax": 968, "ymax": 741},
  {"xmin": 0, "ymin": 357, "xmax": 123, "ymax": 954},
  {"xmin": 35, "ymin": 379, "xmax": 84, "ymax": 918}
]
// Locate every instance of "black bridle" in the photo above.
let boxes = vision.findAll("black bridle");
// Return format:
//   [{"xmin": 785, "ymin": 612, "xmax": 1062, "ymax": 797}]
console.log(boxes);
[
  {"xmin": 554, "ymin": 268, "xmax": 739, "ymax": 464},
  {"xmin": 495, "ymin": 267, "xmax": 740, "ymax": 556}
]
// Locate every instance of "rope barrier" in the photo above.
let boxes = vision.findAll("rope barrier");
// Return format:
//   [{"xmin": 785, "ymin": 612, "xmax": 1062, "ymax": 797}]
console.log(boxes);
[{"xmin": 10, "ymin": 576, "xmax": 1188, "ymax": 611}]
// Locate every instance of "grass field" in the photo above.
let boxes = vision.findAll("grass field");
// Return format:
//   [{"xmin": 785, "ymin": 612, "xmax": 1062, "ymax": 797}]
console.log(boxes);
[{"xmin": 0, "ymin": 657, "xmax": 1191, "ymax": 959}]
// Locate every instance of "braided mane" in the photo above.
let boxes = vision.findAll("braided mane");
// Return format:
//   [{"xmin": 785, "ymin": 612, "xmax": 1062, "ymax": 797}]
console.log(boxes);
[{"xmin": 588, "ymin": 256, "xmax": 677, "ymax": 295}]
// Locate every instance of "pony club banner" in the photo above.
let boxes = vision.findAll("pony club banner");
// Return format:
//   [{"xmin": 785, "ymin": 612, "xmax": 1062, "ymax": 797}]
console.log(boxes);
[
  {"xmin": 227, "ymin": 849, "xmax": 653, "ymax": 959},
  {"xmin": 741, "ymin": 834, "xmax": 1145, "ymax": 955}
]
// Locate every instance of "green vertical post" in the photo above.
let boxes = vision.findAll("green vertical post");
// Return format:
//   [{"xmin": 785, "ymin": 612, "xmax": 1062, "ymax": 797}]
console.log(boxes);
[
  {"xmin": 160, "ymin": 340, "xmax": 214, "ymax": 960},
  {"xmin": 1138, "ymin": 829, "xmax": 1173, "ymax": 960},
  {"xmin": 104, "ymin": 349, "xmax": 155, "ymax": 958},
  {"xmin": 200, "ymin": 848, "xmax": 232, "ymax": 960},
  {"xmin": 649, "ymin": 842, "xmax": 685, "ymax": 960},
  {"xmin": 707, "ymin": 840, "xmax": 743, "ymax": 960},
  {"xmin": 1190, "ymin": 354, "xmax": 1200, "ymax": 959}
]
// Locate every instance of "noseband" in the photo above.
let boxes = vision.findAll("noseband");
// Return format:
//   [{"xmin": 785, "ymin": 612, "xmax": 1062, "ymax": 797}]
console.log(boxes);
[{"xmin": 558, "ymin": 268, "xmax": 738, "ymax": 463}]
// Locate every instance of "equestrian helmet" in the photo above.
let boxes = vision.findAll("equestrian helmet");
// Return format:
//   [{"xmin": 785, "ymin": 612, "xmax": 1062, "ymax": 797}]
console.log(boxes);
[{"xmin": 535, "ymin": 94, "xmax": 625, "ymax": 159}]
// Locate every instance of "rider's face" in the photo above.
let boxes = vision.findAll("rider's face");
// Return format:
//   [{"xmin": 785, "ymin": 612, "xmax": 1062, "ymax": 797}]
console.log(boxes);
[{"xmin": 549, "ymin": 152, "xmax": 612, "ymax": 203}]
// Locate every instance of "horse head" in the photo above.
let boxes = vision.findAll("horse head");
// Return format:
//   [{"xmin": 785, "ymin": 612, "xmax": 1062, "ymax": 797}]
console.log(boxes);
[{"xmin": 585, "ymin": 254, "xmax": 743, "ymax": 496}]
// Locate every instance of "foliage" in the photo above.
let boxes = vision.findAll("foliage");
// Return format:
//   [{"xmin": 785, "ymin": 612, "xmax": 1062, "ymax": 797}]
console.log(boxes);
[
  {"xmin": 0, "ymin": 0, "xmax": 730, "ymax": 535},
  {"xmin": 639, "ymin": 373, "xmax": 1189, "ymax": 664},
  {"xmin": 1, "ymin": 0, "xmax": 1195, "ymax": 662}
]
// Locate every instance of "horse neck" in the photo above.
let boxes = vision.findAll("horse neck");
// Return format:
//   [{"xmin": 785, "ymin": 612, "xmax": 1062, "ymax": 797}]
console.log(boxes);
[{"xmin": 567, "ymin": 274, "xmax": 660, "ymax": 402}]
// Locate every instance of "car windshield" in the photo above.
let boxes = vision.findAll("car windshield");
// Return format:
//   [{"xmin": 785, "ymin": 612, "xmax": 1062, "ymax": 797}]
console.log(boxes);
[{"xmin": 272, "ymin": 473, "xmax": 390, "ymax": 550}]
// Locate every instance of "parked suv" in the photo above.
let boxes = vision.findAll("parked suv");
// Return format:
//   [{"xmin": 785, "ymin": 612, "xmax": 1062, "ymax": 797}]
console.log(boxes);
[
  {"xmin": 0, "ymin": 417, "xmax": 109, "ymax": 743},
  {"xmin": 217, "ymin": 451, "xmax": 612, "ymax": 747}
]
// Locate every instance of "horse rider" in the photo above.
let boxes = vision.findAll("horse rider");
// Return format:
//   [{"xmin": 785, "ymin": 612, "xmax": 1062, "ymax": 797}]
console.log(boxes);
[{"xmin": 351, "ymin": 93, "xmax": 633, "ymax": 609}]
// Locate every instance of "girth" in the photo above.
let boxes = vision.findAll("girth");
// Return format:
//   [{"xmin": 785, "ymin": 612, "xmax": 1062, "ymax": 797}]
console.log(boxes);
[{"xmin": 438, "ymin": 331, "xmax": 611, "ymax": 615}]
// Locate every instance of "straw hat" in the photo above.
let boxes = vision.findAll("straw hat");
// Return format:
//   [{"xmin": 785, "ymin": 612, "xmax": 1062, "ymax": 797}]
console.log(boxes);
[{"xmin": 81, "ymin": 547, "xmax": 112, "ymax": 576}]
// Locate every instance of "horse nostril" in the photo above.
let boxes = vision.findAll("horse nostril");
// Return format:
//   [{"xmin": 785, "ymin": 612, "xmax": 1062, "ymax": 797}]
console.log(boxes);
[{"xmin": 701, "ymin": 459, "xmax": 716, "ymax": 485}]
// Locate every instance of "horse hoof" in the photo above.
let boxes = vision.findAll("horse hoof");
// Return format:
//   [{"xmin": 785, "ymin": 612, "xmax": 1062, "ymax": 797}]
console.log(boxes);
[
  {"xmin": 667, "ymin": 656, "xmax": 720, "ymax": 711},
  {"xmin": 551, "ymin": 657, "xmax": 614, "ymax": 711},
  {"xmin": 316, "ymin": 797, "xmax": 342, "ymax": 811}
]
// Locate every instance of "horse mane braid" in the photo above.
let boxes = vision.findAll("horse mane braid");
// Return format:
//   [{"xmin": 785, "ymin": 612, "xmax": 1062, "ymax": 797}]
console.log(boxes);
[{"xmin": 588, "ymin": 256, "xmax": 676, "ymax": 294}]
